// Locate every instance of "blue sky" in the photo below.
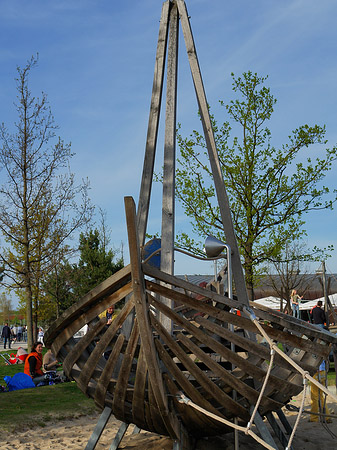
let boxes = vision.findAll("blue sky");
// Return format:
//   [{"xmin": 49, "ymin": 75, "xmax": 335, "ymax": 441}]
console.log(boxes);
[{"xmin": 1, "ymin": 0, "xmax": 337, "ymax": 290}]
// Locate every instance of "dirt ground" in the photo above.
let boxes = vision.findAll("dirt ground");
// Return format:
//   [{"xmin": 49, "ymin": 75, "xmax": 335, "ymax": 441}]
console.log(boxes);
[{"xmin": 0, "ymin": 388, "xmax": 336, "ymax": 450}]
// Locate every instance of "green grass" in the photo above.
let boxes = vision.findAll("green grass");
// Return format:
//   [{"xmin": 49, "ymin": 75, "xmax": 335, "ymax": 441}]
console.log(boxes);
[
  {"xmin": 0, "ymin": 382, "xmax": 97, "ymax": 432},
  {"xmin": 0, "ymin": 349, "xmax": 97, "ymax": 432}
]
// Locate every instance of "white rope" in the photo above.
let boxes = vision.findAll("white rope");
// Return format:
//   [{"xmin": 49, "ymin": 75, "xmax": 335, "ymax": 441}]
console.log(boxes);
[
  {"xmin": 247, "ymin": 349, "xmax": 275, "ymax": 431},
  {"xmin": 244, "ymin": 307, "xmax": 337, "ymax": 404},
  {"xmin": 178, "ymin": 393, "xmax": 277, "ymax": 450},
  {"xmin": 176, "ymin": 306, "xmax": 336, "ymax": 450},
  {"xmin": 285, "ymin": 379, "xmax": 308, "ymax": 450}
]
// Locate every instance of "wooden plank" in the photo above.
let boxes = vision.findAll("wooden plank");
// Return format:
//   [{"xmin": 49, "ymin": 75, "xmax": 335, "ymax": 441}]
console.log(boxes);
[
  {"xmin": 176, "ymin": 0, "xmax": 249, "ymax": 307},
  {"xmin": 51, "ymin": 282, "xmax": 133, "ymax": 356},
  {"xmin": 195, "ymin": 315, "xmax": 314, "ymax": 374},
  {"xmin": 44, "ymin": 265, "xmax": 131, "ymax": 345},
  {"xmin": 266, "ymin": 412, "xmax": 291, "ymax": 449},
  {"xmin": 250, "ymin": 302, "xmax": 337, "ymax": 344},
  {"xmin": 177, "ymin": 331, "xmax": 283, "ymax": 411},
  {"xmin": 162, "ymin": 372, "xmax": 226, "ymax": 437},
  {"xmin": 148, "ymin": 378, "xmax": 169, "ymax": 436},
  {"xmin": 94, "ymin": 333, "xmax": 125, "ymax": 410},
  {"xmin": 113, "ymin": 320, "xmax": 140, "ymax": 422},
  {"xmin": 160, "ymin": 0, "xmax": 179, "ymax": 333},
  {"xmin": 125, "ymin": 196, "xmax": 180, "ymax": 439},
  {"xmin": 155, "ymin": 339, "xmax": 226, "ymax": 421},
  {"xmin": 150, "ymin": 313, "xmax": 250, "ymax": 421},
  {"xmin": 150, "ymin": 293, "xmax": 296, "ymax": 398},
  {"xmin": 146, "ymin": 278, "xmax": 330, "ymax": 358},
  {"xmin": 132, "ymin": 345, "xmax": 148, "ymax": 430},
  {"xmin": 77, "ymin": 299, "xmax": 136, "ymax": 393},
  {"xmin": 250, "ymin": 407, "xmax": 279, "ymax": 450},
  {"xmin": 136, "ymin": 0, "xmax": 170, "ymax": 246},
  {"xmin": 161, "ymin": 0, "xmax": 178, "ymax": 275},
  {"xmin": 144, "ymin": 264, "xmax": 241, "ymax": 311},
  {"xmin": 62, "ymin": 317, "xmax": 107, "ymax": 382}
]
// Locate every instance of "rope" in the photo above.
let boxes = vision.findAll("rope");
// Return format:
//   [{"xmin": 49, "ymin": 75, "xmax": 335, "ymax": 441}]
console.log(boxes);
[
  {"xmin": 243, "ymin": 307, "xmax": 337, "ymax": 404},
  {"xmin": 247, "ymin": 349, "xmax": 275, "ymax": 431},
  {"xmin": 176, "ymin": 305, "xmax": 337, "ymax": 450},
  {"xmin": 177, "ymin": 393, "xmax": 277, "ymax": 450},
  {"xmin": 285, "ymin": 379, "xmax": 308, "ymax": 450}
]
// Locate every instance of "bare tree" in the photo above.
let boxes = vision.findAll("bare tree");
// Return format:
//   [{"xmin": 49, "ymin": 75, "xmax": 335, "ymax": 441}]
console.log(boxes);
[
  {"xmin": 0, "ymin": 55, "xmax": 93, "ymax": 350},
  {"xmin": 0, "ymin": 292, "xmax": 12, "ymax": 323},
  {"xmin": 266, "ymin": 241, "xmax": 313, "ymax": 313}
]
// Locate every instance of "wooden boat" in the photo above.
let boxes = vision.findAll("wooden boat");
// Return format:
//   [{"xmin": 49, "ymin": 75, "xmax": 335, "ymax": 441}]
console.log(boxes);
[
  {"xmin": 45, "ymin": 1, "xmax": 337, "ymax": 446},
  {"xmin": 44, "ymin": 197, "xmax": 336, "ymax": 440}
]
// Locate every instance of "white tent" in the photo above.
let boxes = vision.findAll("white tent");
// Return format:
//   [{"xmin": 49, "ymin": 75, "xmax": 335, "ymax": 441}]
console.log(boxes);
[
  {"xmin": 254, "ymin": 294, "xmax": 337, "ymax": 312},
  {"xmin": 252, "ymin": 296, "xmax": 283, "ymax": 310},
  {"xmin": 300, "ymin": 294, "xmax": 337, "ymax": 310}
]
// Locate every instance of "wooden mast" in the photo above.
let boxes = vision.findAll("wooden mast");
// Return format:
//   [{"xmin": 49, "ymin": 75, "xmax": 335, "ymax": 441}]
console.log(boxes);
[{"xmin": 137, "ymin": 0, "xmax": 250, "ymax": 326}]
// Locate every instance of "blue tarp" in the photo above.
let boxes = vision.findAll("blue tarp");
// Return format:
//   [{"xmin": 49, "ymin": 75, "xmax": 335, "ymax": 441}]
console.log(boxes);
[{"xmin": 4, "ymin": 373, "xmax": 35, "ymax": 391}]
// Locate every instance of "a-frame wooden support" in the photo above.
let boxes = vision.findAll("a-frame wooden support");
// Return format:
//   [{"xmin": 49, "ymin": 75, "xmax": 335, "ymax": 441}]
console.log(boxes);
[
  {"xmin": 86, "ymin": 1, "xmax": 251, "ymax": 449},
  {"xmin": 136, "ymin": 0, "xmax": 250, "ymax": 308}
]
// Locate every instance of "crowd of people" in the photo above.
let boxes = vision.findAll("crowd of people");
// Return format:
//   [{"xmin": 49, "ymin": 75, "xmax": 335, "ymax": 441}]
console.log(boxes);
[{"xmin": 1, "ymin": 323, "xmax": 28, "ymax": 348}]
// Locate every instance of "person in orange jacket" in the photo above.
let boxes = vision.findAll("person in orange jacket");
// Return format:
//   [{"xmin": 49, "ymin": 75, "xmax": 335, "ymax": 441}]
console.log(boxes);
[{"xmin": 24, "ymin": 342, "xmax": 45, "ymax": 386}]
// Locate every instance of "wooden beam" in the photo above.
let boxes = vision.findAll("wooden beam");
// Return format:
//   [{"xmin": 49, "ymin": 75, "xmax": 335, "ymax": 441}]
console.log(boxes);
[
  {"xmin": 160, "ymin": 1, "xmax": 179, "ymax": 332},
  {"xmin": 176, "ymin": 0, "xmax": 249, "ymax": 306},
  {"xmin": 125, "ymin": 196, "xmax": 180, "ymax": 439},
  {"xmin": 151, "ymin": 313, "xmax": 250, "ymax": 421},
  {"xmin": 137, "ymin": 0, "xmax": 170, "ymax": 246},
  {"xmin": 94, "ymin": 333, "xmax": 125, "ymax": 410}
]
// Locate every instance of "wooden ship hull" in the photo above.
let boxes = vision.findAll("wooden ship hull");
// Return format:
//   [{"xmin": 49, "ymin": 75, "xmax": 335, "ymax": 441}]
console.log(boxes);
[
  {"xmin": 44, "ymin": 255, "xmax": 336, "ymax": 439},
  {"xmin": 44, "ymin": 199, "xmax": 336, "ymax": 440},
  {"xmin": 45, "ymin": 0, "xmax": 337, "ymax": 444}
]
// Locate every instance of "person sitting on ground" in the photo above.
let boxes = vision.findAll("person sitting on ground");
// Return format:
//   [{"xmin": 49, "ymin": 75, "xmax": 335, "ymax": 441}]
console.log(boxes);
[
  {"xmin": 24, "ymin": 342, "xmax": 46, "ymax": 386},
  {"xmin": 43, "ymin": 348, "xmax": 59, "ymax": 373}
]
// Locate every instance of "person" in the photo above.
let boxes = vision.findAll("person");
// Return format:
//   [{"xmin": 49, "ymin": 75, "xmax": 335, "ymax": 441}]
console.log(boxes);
[
  {"xmin": 17, "ymin": 325, "xmax": 23, "ymax": 342},
  {"xmin": 24, "ymin": 342, "xmax": 45, "ymax": 386},
  {"xmin": 103, "ymin": 305, "xmax": 118, "ymax": 360},
  {"xmin": 106, "ymin": 306, "xmax": 115, "ymax": 325},
  {"xmin": 12, "ymin": 325, "xmax": 17, "ymax": 342},
  {"xmin": 310, "ymin": 300, "xmax": 326, "ymax": 328},
  {"xmin": 1, "ymin": 323, "xmax": 11, "ymax": 349},
  {"xmin": 310, "ymin": 359, "xmax": 331, "ymax": 423},
  {"xmin": 290, "ymin": 289, "xmax": 303, "ymax": 319},
  {"xmin": 43, "ymin": 348, "xmax": 59, "ymax": 373},
  {"xmin": 37, "ymin": 327, "xmax": 44, "ymax": 344}
]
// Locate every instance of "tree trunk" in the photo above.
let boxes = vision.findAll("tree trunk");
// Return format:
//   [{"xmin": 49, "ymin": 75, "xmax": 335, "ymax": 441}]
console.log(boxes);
[{"xmin": 25, "ymin": 283, "xmax": 33, "ymax": 352}]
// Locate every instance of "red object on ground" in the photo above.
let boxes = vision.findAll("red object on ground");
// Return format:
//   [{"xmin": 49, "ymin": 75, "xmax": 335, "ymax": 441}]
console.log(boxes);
[
  {"xmin": 9, "ymin": 353, "xmax": 18, "ymax": 364},
  {"xmin": 16, "ymin": 347, "xmax": 28, "ymax": 363}
]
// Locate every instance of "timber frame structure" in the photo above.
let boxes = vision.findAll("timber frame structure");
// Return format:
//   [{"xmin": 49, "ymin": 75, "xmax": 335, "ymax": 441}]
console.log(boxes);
[{"xmin": 45, "ymin": 1, "xmax": 337, "ymax": 449}]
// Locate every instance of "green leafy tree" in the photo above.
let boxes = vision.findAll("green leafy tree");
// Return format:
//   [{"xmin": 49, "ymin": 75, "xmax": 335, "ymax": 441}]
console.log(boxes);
[
  {"xmin": 0, "ymin": 56, "xmax": 93, "ymax": 350},
  {"xmin": 40, "ymin": 260, "xmax": 77, "ymax": 325},
  {"xmin": 72, "ymin": 229, "xmax": 124, "ymax": 299},
  {"xmin": 175, "ymin": 72, "xmax": 337, "ymax": 299}
]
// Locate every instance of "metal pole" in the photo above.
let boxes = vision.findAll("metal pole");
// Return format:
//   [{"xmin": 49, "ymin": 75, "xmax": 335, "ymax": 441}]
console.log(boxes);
[{"xmin": 322, "ymin": 261, "xmax": 329, "ymax": 328}]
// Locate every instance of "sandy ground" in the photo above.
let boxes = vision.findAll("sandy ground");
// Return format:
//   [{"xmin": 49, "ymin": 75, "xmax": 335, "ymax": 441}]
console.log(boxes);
[{"xmin": 0, "ymin": 389, "xmax": 336, "ymax": 450}]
